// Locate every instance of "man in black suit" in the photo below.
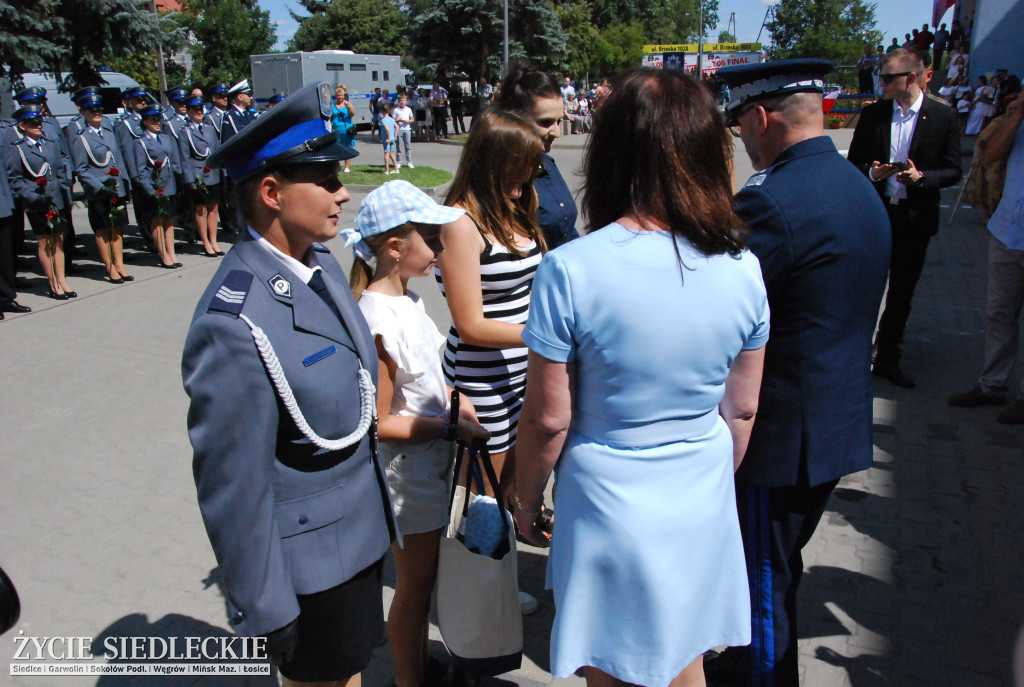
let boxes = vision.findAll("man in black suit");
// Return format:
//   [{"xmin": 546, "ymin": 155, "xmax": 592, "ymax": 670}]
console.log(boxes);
[
  {"xmin": 707, "ymin": 59, "xmax": 891, "ymax": 687},
  {"xmin": 848, "ymin": 47, "xmax": 962, "ymax": 388}
]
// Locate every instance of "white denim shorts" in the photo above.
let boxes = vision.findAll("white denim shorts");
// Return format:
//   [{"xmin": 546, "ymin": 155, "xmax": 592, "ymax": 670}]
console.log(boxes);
[{"xmin": 383, "ymin": 438, "xmax": 455, "ymax": 535}]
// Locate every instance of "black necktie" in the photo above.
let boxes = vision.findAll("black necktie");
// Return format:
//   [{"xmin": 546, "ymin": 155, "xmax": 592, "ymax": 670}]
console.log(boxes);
[{"xmin": 308, "ymin": 270, "xmax": 342, "ymax": 322}]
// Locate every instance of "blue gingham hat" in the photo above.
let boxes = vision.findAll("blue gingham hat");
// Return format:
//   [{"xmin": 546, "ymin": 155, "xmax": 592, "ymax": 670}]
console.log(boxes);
[{"xmin": 342, "ymin": 180, "xmax": 464, "ymax": 261}]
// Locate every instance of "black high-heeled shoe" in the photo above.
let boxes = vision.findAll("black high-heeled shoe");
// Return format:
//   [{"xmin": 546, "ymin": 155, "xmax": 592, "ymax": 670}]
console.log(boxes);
[
  {"xmin": 107, "ymin": 275, "xmax": 125, "ymax": 284},
  {"xmin": 215, "ymin": 250, "xmax": 225, "ymax": 256},
  {"xmin": 202, "ymin": 250, "xmax": 219, "ymax": 257},
  {"xmin": 65, "ymin": 291, "xmax": 77, "ymax": 298},
  {"xmin": 120, "ymin": 274, "xmax": 135, "ymax": 282},
  {"xmin": 173, "ymin": 262, "xmax": 183, "ymax": 268},
  {"xmin": 159, "ymin": 262, "xmax": 177, "ymax": 269},
  {"xmin": 47, "ymin": 291, "xmax": 70, "ymax": 301}
]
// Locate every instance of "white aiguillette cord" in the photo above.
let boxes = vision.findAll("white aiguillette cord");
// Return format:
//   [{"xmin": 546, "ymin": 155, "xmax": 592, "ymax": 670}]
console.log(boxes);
[{"xmin": 238, "ymin": 313, "xmax": 376, "ymax": 451}]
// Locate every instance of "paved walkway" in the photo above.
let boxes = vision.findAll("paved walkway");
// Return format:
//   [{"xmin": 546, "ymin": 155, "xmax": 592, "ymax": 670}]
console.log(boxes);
[{"xmin": 1, "ymin": 130, "xmax": 1022, "ymax": 686}]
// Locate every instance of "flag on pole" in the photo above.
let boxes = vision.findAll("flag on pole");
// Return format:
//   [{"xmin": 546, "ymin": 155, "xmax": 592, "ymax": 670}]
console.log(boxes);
[
  {"xmin": 822, "ymin": 90, "xmax": 840, "ymax": 113},
  {"xmin": 933, "ymin": 0, "xmax": 955, "ymax": 28}
]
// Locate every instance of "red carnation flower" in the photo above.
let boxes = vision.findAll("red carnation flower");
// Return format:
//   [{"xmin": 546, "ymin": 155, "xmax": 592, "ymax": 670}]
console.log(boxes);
[
  {"xmin": 107, "ymin": 167, "xmax": 120, "ymax": 176},
  {"xmin": 203, "ymin": 166, "xmax": 211, "ymax": 173},
  {"xmin": 45, "ymin": 209, "xmax": 57, "ymax": 220},
  {"xmin": 156, "ymin": 188, "xmax": 165, "ymax": 196},
  {"xmin": 35, "ymin": 177, "xmax": 48, "ymax": 188},
  {"xmin": 153, "ymin": 160, "xmax": 164, "ymax": 168}
]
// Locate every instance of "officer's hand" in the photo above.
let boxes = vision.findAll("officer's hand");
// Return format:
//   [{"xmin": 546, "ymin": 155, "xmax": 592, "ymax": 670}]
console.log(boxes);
[
  {"xmin": 261, "ymin": 617, "xmax": 299, "ymax": 667},
  {"xmin": 870, "ymin": 161, "xmax": 900, "ymax": 181}
]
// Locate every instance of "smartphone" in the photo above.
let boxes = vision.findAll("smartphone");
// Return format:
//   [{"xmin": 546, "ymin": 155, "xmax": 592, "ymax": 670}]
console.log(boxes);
[{"xmin": 891, "ymin": 161, "xmax": 910, "ymax": 172}]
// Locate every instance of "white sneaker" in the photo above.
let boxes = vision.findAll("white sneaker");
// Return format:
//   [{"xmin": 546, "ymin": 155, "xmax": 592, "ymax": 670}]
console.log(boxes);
[
  {"xmin": 343, "ymin": 168, "xmax": 350, "ymax": 173},
  {"xmin": 396, "ymin": 164, "xmax": 401, "ymax": 171},
  {"xmin": 407, "ymin": 163, "xmax": 415, "ymax": 169},
  {"xmin": 518, "ymin": 590, "xmax": 538, "ymax": 615}
]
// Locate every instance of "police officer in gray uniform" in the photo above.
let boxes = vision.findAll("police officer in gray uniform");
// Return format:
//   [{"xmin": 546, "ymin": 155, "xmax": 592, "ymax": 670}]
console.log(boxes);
[
  {"xmin": 71, "ymin": 94, "xmax": 133, "ymax": 283},
  {"xmin": 0, "ymin": 125, "xmax": 28, "ymax": 317},
  {"xmin": 115, "ymin": 86, "xmax": 157, "ymax": 252},
  {"xmin": 11, "ymin": 87, "xmax": 79, "ymax": 269},
  {"xmin": 181, "ymin": 81, "xmax": 397, "ymax": 686}
]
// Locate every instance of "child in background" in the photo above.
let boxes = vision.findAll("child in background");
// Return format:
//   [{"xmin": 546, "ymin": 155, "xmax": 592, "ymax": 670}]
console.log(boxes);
[
  {"xmin": 380, "ymin": 102, "xmax": 398, "ymax": 175},
  {"xmin": 343, "ymin": 180, "xmax": 490, "ymax": 687}
]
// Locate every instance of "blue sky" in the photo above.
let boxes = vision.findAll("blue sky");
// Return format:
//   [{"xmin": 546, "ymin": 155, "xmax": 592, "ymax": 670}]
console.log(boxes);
[{"xmin": 260, "ymin": 0, "xmax": 942, "ymax": 54}]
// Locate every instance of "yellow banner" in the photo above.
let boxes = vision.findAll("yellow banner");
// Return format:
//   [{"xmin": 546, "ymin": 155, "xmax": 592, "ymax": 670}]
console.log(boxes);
[{"xmin": 642, "ymin": 42, "xmax": 762, "ymax": 54}]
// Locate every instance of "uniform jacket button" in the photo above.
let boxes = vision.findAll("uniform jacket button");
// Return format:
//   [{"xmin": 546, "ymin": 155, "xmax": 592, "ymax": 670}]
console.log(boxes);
[
  {"xmin": 298, "ymin": 515, "xmax": 308, "ymax": 525},
  {"xmin": 230, "ymin": 611, "xmax": 245, "ymax": 625}
]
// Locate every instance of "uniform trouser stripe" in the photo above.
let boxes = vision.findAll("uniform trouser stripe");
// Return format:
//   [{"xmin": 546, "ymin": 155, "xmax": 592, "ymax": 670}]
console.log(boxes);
[{"xmin": 746, "ymin": 484, "xmax": 775, "ymax": 687}]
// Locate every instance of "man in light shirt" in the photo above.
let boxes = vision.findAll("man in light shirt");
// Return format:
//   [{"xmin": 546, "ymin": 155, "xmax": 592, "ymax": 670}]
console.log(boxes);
[
  {"xmin": 949, "ymin": 94, "xmax": 1024, "ymax": 422},
  {"xmin": 848, "ymin": 48, "xmax": 962, "ymax": 389}
]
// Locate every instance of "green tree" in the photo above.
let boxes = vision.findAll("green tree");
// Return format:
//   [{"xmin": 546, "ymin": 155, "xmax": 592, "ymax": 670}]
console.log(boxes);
[
  {"xmin": 410, "ymin": 0, "xmax": 567, "ymax": 84},
  {"xmin": 182, "ymin": 0, "xmax": 276, "ymax": 87},
  {"xmin": 718, "ymin": 30, "xmax": 736, "ymax": 43},
  {"xmin": 0, "ymin": 0, "xmax": 181, "ymax": 88},
  {"xmin": 591, "ymin": 21, "xmax": 647, "ymax": 78},
  {"xmin": 556, "ymin": 0, "xmax": 601, "ymax": 80},
  {"xmin": 766, "ymin": 0, "xmax": 882, "ymax": 65},
  {"xmin": 289, "ymin": 0, "xmax": 408, "ymax": 54}
]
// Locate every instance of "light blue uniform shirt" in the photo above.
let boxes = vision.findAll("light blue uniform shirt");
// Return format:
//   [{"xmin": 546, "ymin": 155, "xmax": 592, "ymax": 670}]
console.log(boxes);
[{"xmin": 988, "ymin": 122, "xmax": 1024, "ymax": 249}]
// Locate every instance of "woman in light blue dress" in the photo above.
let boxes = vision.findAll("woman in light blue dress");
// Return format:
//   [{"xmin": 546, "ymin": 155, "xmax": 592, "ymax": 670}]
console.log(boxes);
[
  {"xmin": 514, "ymin": 68, "xmax": 769, "ymax": 687},
  {"xmin": 332, "ymin": 84, "xmax": 356, "ymax": 173}
]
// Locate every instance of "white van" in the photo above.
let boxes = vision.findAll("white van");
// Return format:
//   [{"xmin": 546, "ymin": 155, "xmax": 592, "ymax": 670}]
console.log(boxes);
[{"xmin": 2, "ymin": 71, "xmax": 144, "ymax": 127}]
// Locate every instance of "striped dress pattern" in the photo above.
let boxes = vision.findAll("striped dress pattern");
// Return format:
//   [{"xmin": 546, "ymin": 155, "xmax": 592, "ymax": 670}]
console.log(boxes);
[{"xmin": 434, "ymin": 234, "xmax": 542, "ymax": 453}]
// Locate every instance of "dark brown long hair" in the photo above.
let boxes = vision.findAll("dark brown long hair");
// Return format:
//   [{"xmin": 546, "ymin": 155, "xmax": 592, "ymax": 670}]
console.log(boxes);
[
  {"xmin": 582, "ymin": 68, "xmax": 744, "ymax": 257},
  {"xmin": 444, "ymin": 109, "xmax": 545, "ymax": 255},
  {"xmin": 493, "ymin": 61, "xmax": 561, "ymax": 113}
]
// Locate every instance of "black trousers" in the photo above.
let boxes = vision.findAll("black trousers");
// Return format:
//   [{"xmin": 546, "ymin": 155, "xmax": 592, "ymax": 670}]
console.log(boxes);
[
  {"xmin": 0, "ymin": 215, "xmax": 16, "ymax": 304},
  {"xmin": 731, "ymin": 478, "xmax": 839, "ymax": 687},
  {"xmin": 874, "ymin": 202, "xmax": 933, "ymax": 365}
]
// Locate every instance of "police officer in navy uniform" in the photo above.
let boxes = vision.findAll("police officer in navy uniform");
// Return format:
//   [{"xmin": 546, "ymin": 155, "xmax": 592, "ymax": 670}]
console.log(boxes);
[
  {"xmin": 70, "ymin": 94, "xmax": 133, "ymax": 283},
  {"xmin": 3, "ymin": 104, "xmax": 75, "ymax": 299},
  {"xmin": 182, "ymin": 81, "xmax": 397, "ymax": 686},
  {"xmin": 132, "ymin": 103, "xmax": 183, "ymax": 269},
  {"xmin": 221, "ymin": 79, "xmax": 256, "ymax": 145},
  {"xmin": 64, "ymin": 86, "xmax": 113, "ymax": 143},
  {"xmin": 219, "ymin": 80, "xmax": 255, "ymax": 236},
  {"xmin": 705, "ymin": 60, "xmax": 892, "ymax": 687},
  {"xmin": 11, "ymin": 87, "xmax": 80, "ymax": 270}
]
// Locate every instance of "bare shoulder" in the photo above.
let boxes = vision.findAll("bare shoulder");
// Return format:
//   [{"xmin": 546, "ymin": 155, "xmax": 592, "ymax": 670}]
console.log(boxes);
[{"xmin": 441, "ymin": 211, "xmax": 485, "ymax": 253}]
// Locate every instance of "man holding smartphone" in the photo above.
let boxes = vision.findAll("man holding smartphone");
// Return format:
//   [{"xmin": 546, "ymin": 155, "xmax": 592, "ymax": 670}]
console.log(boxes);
[{"xmin": 848, "ymin": 47, "xmax": 962, "ymax": 388}]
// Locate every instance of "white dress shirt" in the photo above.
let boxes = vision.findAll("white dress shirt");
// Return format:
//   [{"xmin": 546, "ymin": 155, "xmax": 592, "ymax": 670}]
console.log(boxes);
[
  {"xmin": 885, "ymin": 90, "xmax": 924, "ymax": 199},
  {"xmin": 250, "ymin": 227, "xmax": 322, "ymax": 284}
]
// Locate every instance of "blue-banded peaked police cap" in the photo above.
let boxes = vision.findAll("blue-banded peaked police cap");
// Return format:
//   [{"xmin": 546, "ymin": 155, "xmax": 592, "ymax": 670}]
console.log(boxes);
[
  {"xmin": 122, "ymin": 86, "xmax": 147, "ymax": 100},
  {"xmin": 207, "ymin": 82, "xmax": 358, "ymax": 182},
  {"xmin": 13, "ymin": 105, "xmax": 43, "ymax": 122},
  {"xmin": 184, "ymin": 95, "xmax": 205, "ymax": 109},
  {"xmin": 717, "ymin": 59, "xmax": 834, "ymax": 124},
  {"xmin": 166, "ymin": 86, "xmax": 189, "ymax": 102},
  {"xmin": 14, "ymin": 87, "xmax": 46, "ymax": 103},
  {"xmin": 139, "ymin": 104, "xmax": 163, "ymax": 119},
  {"xmin": 209, "ymin": 82, "xmax": 228, "ymax": 95},
  {"xmin": 79, "ymin": 96, "xmax": 104, "ymax": 110},
  {"xmin": 73, "ymin": 86, "xmax": 102, "ymax": 103},
  {"xmin": 268, "ymin": 93, "xmax": 286, "ymax": 105}
]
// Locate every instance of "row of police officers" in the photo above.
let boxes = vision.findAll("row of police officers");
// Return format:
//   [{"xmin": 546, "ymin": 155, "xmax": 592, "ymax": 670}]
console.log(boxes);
[{"xmin": 0, "ymin": 79, "xmax": 266, "ymax": 310}]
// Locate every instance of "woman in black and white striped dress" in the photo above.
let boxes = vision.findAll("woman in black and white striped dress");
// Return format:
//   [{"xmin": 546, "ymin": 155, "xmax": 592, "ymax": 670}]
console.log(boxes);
[{"xmin": 434, "ymin": 109, "xmax": 545, "ymax": 499}]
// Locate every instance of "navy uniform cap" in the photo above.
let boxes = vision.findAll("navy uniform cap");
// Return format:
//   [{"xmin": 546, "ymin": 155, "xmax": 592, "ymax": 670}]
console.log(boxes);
[
  {"xmin": 73, "ymin": 86, "xmax": 102, "ymax": 103},
  {"xmin": 122, "ymin": 86, "xmax": 147, "ymax": 100},
  {"xmin": 268, "ymin": 93, "xmax": 286, "ymax": 105},
  {"xmin": 209, "ymin": 82, "xmax": 228, "ymax": 95},
  {"xmin": 717, "ymin": 58, "xmax": 834, "ymax": 125},
  {"xmin": 208, "ymin": 81, "xmax": 358, "ymax": 182},
  {"xmin": 184, "ymin": 95, "xmax": 205, "ymax": 109},
  {"xmin": 13, "ymin": 105, "xmax": 44, "ymax": 121},
  {"xmin": 139, "ymin": 103, "xmax": 163, "ymax": 119},
  {"xmin": 14, "ymin": 87, "xmax": 47, "ymax": 103}
]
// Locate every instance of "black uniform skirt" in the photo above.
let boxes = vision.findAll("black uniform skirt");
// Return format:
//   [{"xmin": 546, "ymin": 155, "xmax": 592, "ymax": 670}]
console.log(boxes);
[
  {"xmin": 277, "ymin": 557, "xmax": 385, "ymax": 682},
  {"xmin": 86, "ymin": 196, "xmax": 129, "ymax": 232},
  {"xmin": 184, "ymin": 182, "xmax": 223, "ymax": 206},
  {"xmin": 134, "ymin": 192, "xmax": 178, "ymax": 227},
  {"xmin": 26, "ymin": 209, "xmax": 67, "ymax": 237}
]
